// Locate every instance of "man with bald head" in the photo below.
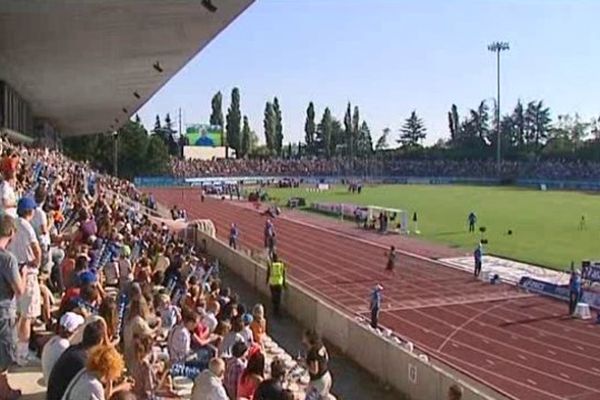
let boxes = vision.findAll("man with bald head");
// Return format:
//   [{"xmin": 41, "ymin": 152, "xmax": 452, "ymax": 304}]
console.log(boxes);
[{"xmin": 190, "ymin": 357, "xmax": 228, "ymax": 400}]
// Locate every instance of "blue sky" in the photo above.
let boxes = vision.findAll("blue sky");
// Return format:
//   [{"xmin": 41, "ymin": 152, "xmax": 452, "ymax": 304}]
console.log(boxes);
[{"xmin": 138, "ymin": 0, "xmax": 600, "ymax": 146}]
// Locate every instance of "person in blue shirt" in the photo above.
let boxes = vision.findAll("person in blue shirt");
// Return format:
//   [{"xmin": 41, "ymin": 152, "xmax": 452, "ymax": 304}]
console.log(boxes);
[
  {"xmin": 468, "ymin": 212, "xmax": 477, "ymax": 232},
  {"xmin": 370, "ymin": 284, "xmax": 383, "ymax": 329},
  {"xmin": 473, "ymin": 243, "xmax": 483, "ymax": 278},
  {"xmin": 569, "ymin": 265, "xmax": 582, "ymax": 315},
  {"xmin": 229, "ymin": 223, "xmax": 239, "ymax": 250},
  {"xmin": 194, "ymin": 129, "xmax": 214, "ymax": 146}
]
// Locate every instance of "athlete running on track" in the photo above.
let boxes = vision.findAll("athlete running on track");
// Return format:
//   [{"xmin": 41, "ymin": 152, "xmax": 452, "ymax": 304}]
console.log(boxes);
[{"xmin": 385, "ymin": 245, "xmax": 396, "ymax": 274}]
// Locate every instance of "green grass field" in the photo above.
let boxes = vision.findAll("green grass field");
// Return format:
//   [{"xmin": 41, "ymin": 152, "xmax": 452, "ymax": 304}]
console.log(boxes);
[{"xmin": 265, "ymin": 184, "xmax": 600, "ymax": 271}]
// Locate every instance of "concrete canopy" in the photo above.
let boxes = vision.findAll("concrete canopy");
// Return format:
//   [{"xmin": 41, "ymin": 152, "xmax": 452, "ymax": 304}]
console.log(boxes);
[{"xmin": 0, "ymin": 0, "xmax": 254, "ymax": 137}]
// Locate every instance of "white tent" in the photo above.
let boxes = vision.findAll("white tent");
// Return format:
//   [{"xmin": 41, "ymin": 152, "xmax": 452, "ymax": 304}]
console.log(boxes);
[{"xmin": 367, "ymin": 205, "xmax": 409, "ymax": 234}]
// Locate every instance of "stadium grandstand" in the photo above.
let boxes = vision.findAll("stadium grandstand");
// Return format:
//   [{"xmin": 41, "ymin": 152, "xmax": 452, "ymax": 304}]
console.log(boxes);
[
  {"xmin": 3, "ymin": 2, "xmax": 600, "ymax": 400},
  {"xmin": 0, "ymin": 2, "xmax": 330, "ymax": 400}
]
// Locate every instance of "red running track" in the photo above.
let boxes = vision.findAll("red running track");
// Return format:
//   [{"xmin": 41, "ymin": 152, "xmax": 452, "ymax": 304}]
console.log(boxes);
[{"xmin": 150, "ymin": 188, "xmax": 600, "ymax": 400}]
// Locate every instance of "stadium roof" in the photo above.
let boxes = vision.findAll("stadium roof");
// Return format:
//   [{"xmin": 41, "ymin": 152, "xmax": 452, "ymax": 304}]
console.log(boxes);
[{"xmin": 0, "ymin": 0, "xmax": 254, "ymax": 137}]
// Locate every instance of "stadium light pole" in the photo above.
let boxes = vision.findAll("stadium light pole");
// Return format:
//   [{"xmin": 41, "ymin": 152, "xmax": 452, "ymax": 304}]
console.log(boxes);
[
  {"xmin": 112, "ymin": 131, "xmax": 118, "ymax": 177},
  {"xmin": 487, "ymin": 41, "xmax": 509, "ymax": 175}
]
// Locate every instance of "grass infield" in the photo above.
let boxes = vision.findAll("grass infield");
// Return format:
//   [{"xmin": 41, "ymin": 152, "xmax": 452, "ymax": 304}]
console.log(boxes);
[{"xmin": 265, "ymin": 184, "xmax": 600, "ymax": 271}]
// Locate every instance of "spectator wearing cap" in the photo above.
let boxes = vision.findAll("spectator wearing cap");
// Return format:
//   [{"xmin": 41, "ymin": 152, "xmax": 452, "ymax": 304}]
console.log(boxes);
[
  {"xmin": 66, "ymin": 272, "xmax": 101, "ymax": 316},
  {"xmin": 224, "ymin": 341, "xmax": 248, "ymax": 398},
  {"xmin": 58, "ymin": 268, "xmax": 98, "ymax": 315},
  {"xmin": 41, "ymin": 311, "xmax": 85, "ymax": 384},
  {"xmin": 46, "ymin": 318, "xmax": 108, "ymax": 400},
  {"xmin": 370, "ymin": 284, "xmax": 383, "ymax": 329},
  {"xmin": 0, "ymin": 214, "xmax": 26, "ymax": 399},
  {"xmin": 240, "ymin": 313, "xmax": 255, "ymax": 346},
  {"xmin": 0, "ymin": 153, "xmax": 19, "ymax": 218},
  {"xmin": 9, "ymin": 197, "xmax": 42, "ymax": 366}
]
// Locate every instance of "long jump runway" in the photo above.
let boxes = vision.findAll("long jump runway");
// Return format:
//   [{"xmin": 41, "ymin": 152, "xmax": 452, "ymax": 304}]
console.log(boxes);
[{"xmin": 149, "ymin": 188, "xmax": 600, "ymax": 400}]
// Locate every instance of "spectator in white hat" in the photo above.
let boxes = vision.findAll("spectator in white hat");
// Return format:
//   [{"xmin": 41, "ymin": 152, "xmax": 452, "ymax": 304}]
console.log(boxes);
[
  {"xmin": 41, "ymin": 311, "xmax": 85, "ymax": 384},
  {"xmin": 370, "ymin": 284, "xmax": 383, "ymax": 329}
]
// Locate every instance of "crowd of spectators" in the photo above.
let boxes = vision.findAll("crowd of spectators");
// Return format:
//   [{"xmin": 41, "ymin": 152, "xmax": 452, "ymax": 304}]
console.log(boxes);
[
  {"xmin": 0, "ymin": 137, "xmax": 334, "ymax": 400},
  {"xmin": 169, "ymin": 156, "xmax": 600, "ymax": 181},
  {"xmin": 170, "ymin": 158, "xmax": 351, "ymax": 178}
]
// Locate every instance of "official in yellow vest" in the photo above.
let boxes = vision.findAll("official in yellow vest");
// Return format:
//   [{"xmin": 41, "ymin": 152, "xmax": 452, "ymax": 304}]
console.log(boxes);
[{"xmin": 266, "ymin": 253, "xmax": 286, "ymax": 315}]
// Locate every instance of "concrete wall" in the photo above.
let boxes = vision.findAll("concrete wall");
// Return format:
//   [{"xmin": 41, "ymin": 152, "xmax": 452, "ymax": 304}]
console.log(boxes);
[{"xmin": 197, "ymin": 230, "xmax": 509, "ymax": 400}]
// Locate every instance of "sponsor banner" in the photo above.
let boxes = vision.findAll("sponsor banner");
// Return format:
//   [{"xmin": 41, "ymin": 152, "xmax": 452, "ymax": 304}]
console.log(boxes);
[
  {"xmin": 582, "ymin": 263, "xmax": 600, "ymax": 283},
  {"xmin": 133, "ymin": 176, "xmax": 186, "ymax": 187},
  {"xmin": 519, "ymin": 277, "xmax": 600, "ymax": 309},
  {"xmin": 311, "ymin": 202, "xmax": 368, "ymax": 219},
  {"xmin": 133, "ymin": 174, "xmax": 600, "ymax": 192}
]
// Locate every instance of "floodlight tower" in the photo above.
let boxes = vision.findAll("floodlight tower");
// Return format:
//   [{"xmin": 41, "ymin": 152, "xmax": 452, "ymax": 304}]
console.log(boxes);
[
  {"xmin": 112, "ymin": 130, "xmax": 119, "ymax": 177},
  {"xmin": 487, "ymin": 41, "xmax": 510, "ymax": 175}
]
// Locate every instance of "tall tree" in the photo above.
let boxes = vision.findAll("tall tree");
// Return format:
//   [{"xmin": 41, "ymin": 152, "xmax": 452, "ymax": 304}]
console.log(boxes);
[
  {"xmin": 469, "ymin": 101, "xmax": 490, "ymax": 143},
  {"xmin": 591, "ymin": 116, "xmax": 600, "ymax": 140},
  {"xmin": 304, "ymin": 102, "xmax": 316, "ymax": 155},
  {"xmin": 145, "ymin": 135, "xmax": 171, "ymax": 176},
  {"xmin": 352, "ymin": 105, "xmax": 360, "ymax": 157},
  {"xmin": 153, "ymin": 115, "xmax": 162, "ymax": 135},
  {"xmin": 210, "ymin": 91, "xmax": 224, "ymax": 127},
  {"xmin": 225, "ymin": 87, "xmax": 242, "ymax": 156},
  {"xmin": 164, "ymin": 114, "xmax": 174, "ymax": 136},
  {"xmin": 343, "ymin": 102, "xmax": 352, "ymax": 157},
  {"xmin": 240, "ymin": 115, "xmax": 251, "ymax": 158},
  {"xmin": 398, "ymin": 111, "xmax": 427, "ymax": 147},
  {"xmin": 161, "ymin": 114, "xmax": 178, "ymax": 156},
  {"xmin": 64, "ymin": 120, "xmax": 169, "ymax": 178},
  {"xmin": 356, "ymin": 121, "xmax": 373, "ymax": 156},
  {"xmin": 525, "ymin": 100, "xmax": 551, "ymax": 148},
  {"xmin": 448, "ymin": 104, "xmax": 460, "ymax": 141},
  {"xmin": 118, "ymin": 121, "xmax": 150, "ymax": 178},
  {"xmin": 316, "ymin": 107, "xmax": 334, "ymax": 158},
  {"xmin": 512, "ymin": 100, "xmax": 526, "ymax": 146},
  {"xmin": 248, "ymin": 130, "xmax": 259, "ymax": 154},
  {"xmin": 375, "ymin": 128, "xmax": 390, "ymax": 151},
  {"xmin": 331, "ymin": 119, "xmax": 344, "ymax": 157},
  {"xmin": 273, "ymin": 97, "xmax": 284, "ymax": 156},
  {"xmin": 263, "ymin": 101, "xmax": 276, "ymax": 154},
  {"xmin": 135, "ymin": 114, "xmax": 141, "ymax": 125}
]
